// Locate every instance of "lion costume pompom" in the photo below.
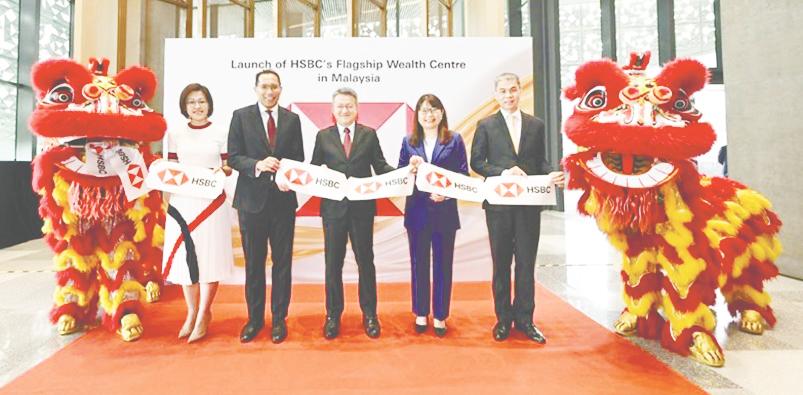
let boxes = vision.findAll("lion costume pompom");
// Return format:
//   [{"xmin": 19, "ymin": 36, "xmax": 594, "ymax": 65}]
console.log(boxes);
[
  {"xmin": 29, "ymin": 58, "xmax": 166, "ymax": 341},
  {"xmin": 562, "ymin": 52, "xmax": 782, "ymax": 367}
]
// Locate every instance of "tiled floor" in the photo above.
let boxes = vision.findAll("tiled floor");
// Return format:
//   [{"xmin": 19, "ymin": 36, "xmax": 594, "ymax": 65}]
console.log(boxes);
[{"xmin": 1, "ymin": 211, "xmax": 801, "ymax": 394}]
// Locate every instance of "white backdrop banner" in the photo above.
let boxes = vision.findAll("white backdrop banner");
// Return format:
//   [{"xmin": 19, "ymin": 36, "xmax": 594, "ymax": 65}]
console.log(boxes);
[{"xmin": 163, "ymin": 37, "xmax": 536, "ymax": 284}]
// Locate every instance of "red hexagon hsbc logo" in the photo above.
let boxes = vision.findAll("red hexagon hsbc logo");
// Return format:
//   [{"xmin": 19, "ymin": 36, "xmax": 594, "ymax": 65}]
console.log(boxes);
[
  {"xmin": 354, "ymin": 181, "xmax": 382, "ymax": 195},
  {"xmin": 158, "ymin": 168, "xmax": 188, "ymax": 186},
  {"xmin": 127, "ymin": 164, "xmax": 145, "ymax": 188},
  {"xmin": 425, "ymin": 171, "xmax": 452, "ymax": 188},
  {"xmin": 495, "ymin": 182, "xmax": 524, "ymax": 198},
  {"xmin": 285, "ymin": 168, "xmax": 312, "ymax": 186}
]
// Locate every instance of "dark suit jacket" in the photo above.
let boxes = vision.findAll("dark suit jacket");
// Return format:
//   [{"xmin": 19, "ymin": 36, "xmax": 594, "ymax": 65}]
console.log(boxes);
[
  {"xmin": 398, "ymin": 133, "xmax": 467, "ymax": 232},
  {"xmin": 470, "ymin": 111, "xmax": 552, "ymax": 211},
  {"xmin": 228, "ymin": 104, "xmax": 304, "ymax": 213},
  {"xmin": 310, "ymin": 123, "xmax": 395, "ymax": 220}
]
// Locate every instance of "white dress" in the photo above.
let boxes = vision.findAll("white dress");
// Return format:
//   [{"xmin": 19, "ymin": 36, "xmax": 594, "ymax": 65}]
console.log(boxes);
[{"xmin": 163, "ymin": 122, "xmax": 234, "ymax": 285}]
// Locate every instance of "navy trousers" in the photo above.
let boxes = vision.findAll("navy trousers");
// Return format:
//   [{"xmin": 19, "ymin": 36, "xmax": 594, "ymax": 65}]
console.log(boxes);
[{"xmin": 407, "ymin": 225, "xmax": 456, "ymax": 320}]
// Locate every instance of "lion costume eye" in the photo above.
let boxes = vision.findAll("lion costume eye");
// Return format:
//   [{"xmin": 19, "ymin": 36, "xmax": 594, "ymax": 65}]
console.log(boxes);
[
  {"xmin": 578, "ymin": 86, "xmax": 607, "ymax": 111},
  {"xmin": 672, "ymin": 89, "xmax": 694, "ymax": 112},
  {"xmin": 44, "ymin": 83, "xmax": 74, "ymax": 104}
]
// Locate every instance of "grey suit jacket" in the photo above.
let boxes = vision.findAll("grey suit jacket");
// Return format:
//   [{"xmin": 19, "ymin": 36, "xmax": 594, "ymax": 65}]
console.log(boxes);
[{"xmin": 227, "ymin": 104, "xmax": 304, "ymax": 213}]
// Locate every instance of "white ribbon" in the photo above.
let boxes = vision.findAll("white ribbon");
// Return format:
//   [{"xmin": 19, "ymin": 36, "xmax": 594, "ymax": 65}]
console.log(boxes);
[
  {"xmin": 275, "ymin": 159, "xmax": 347, "ymax": 201},
  {"xmin": 274, "ymin": 160, "xmax": 556, "ymax": 206},
  {"xmin": 145, "ymin": 159, "xmax": 226, "ymax": 199},
  {"xmin": 415, "ymin": 162, "xmax": 485, "ymax": 202},
  {"xmin": 346, "ymin": 166, "xmax": 414, "ymax": 201},
  {"xmin": 483, "ymin": 175, "xmax": 556, "ymax": 206},
  {"xmin": 61, "ymin": 142, "xmax": 151, "ymax": 201}
]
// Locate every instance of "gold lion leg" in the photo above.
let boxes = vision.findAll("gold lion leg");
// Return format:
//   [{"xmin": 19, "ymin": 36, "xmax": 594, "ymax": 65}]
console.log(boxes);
[
  {"xmin": 739, "ymin": 310, "xmax": 765, "ymax": 335},
  {"xmin": 117, "ymin": 313, "xmax": 144, "ymax": 342},
  {"xmin": 145, "ymin": 281, "xmax": 161, "ymax": 303},
  {"xmin": 689, "ymin": 331, "xmax": 725, "ymax": 367},
  {"xmin": 57, "ymin": 314, "xmax": 81, "ymax": 335},
  {"xmin": 614, "ymin": 311, "xmax": 639, "ymax": 336}
]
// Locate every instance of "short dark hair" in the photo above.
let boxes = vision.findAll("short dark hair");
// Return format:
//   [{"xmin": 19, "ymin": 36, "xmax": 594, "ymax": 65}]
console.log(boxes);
[
  {"xmin": 255, "ymin": 69, "xmax": 282, "ymax": 86},
  {"xmin": 178, "ymin": 83, "xmax": 213, "ymax": 119}
]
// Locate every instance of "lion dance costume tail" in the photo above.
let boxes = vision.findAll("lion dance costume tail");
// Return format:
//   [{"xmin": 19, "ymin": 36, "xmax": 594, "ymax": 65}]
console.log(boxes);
[
  {"xmin": 562, "ymin": 51, "xmax": 782, "ymax": 367},
  {"xmin": 29, "ymin": 57, "xmax": 167, "ymax": 341}
]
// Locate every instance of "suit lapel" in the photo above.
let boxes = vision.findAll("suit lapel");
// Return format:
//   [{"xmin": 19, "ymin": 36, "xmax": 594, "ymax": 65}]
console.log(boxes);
[
  {"xmin": 412, "ymin": 139, "xmax": 427, "ymax": 162},
  {"xmin": 431, "ymin": 138, "xmax": 445, "ymax": 164},
  {"xmin": 350, "ymin": 124, "xmax": 368, "ymax": 160},
  {"xmin": 518, "ymin": 114, "xmax": 529, "ymax": 157},
  {"xmin": 329, "ymin": 127, "xmax": 348, "ymax": 161}
]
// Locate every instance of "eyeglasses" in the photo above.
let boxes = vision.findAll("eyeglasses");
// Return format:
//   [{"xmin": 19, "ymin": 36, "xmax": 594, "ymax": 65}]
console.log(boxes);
[{"xmin": 419, "ymin": 107, "xmax": 442, "ymax": 115}]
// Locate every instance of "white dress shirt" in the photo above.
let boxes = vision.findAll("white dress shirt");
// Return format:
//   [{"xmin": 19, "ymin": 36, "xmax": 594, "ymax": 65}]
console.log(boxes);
[
  {"xmin": 336, "ymin": 122, "xmax": 356, "ymax": 145},
  {"xmin": 501, "ymin": 108, "xmax": 521, "ymax": 154},
  {"xmin": 423, "ymin": 135, "xmax": 437, "ymax": 162}
]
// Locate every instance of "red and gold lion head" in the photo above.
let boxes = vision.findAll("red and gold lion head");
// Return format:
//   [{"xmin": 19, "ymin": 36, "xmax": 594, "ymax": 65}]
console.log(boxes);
[
  {"xmin": 29, "ymin": 57, "xmax": 166, "ymax": 142},
  {"xmin": 563, "ymin": 51, "xmax": 714, "ymax": 190}
]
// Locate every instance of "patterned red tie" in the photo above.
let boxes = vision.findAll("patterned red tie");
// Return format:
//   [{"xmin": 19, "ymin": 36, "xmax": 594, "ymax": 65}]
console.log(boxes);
[
  {"xmin": 267, "ymin": 110, "xmax": 277, "ymax": 151},
  {"xmin": 343, "ymin": 127, "xmax": 352, "ymax": 159}
]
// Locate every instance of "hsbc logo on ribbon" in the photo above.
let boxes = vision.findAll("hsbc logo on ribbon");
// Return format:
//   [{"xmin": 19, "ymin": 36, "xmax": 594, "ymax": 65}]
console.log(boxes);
[
  {"xmin": 425, "ymin": 171, "xmax": 452, "ymax": 188},
  {"xmin": 354, "ymin": 181, "xmax": 382, "ymax": 195},
  {"xmin": 158, "ymin": 168, "xmax": 189, "ymax": 186},
  {"xmin": 494, "ymin": 182, "xmax": 524, "ymax": 198},
  {"xmin": 127, "ymin": 164, "xmax": 145, "ymax": 188},
  {"xmin": 285, "ymin": 168, "xmax": 313, "ymax": 186}
]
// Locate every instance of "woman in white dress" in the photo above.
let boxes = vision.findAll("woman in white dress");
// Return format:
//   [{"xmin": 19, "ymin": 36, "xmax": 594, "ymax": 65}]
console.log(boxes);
[{"xmin": 163, "ymin": 83, "xmax": 233, "ymax": 342}]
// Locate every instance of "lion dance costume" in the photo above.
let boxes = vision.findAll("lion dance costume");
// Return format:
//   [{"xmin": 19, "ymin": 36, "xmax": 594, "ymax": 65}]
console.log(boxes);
[
  {"xmin": 29, "ymin": 58, "xmax": 166, "ymax": 341},
  {"xmin": 562, "ymin": 52, "xmax": 782, "ymax": 367}
]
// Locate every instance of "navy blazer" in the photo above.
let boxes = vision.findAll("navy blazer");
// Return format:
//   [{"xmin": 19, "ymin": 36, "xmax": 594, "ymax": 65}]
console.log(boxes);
[{"xmin": 398, "ymin": 133, "xmax": 468, "ymax": 232}]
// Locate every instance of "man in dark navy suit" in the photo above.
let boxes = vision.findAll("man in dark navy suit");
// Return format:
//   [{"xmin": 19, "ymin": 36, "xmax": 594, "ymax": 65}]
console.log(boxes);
[
  {"xmin": 471, "ymin": 73, "xmax": 565, "ymax": 343},
  {"xmin": 228, "ymin": 70, "xmax": 304, "ymax": 344}
]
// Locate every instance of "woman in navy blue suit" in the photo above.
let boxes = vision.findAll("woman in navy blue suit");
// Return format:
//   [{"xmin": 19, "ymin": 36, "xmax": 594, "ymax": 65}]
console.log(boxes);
[{"xmin": 398, "ymin": 94, "xmax": 468, "ymax": 337}]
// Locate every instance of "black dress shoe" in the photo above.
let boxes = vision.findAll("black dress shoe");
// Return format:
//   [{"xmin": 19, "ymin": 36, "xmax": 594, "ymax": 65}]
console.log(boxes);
[
  {"xmin": 414, "ymin": 320, "xmax": 427, "ymax": 334},
  {"xmin": 434, "ymin": 326, "xmax": 447, "ymax": 337},
  {"xmin": 363, "ymin": 316, "xmax": 381, "ymax": 338},
  {"xmin": 493, "ymin": 322, "xmax": 510, "ymax": 341},
  {"xmin": 514, "ymin": 321, "xmax": 546, "ymax": 344},
  {"xmin": 271, "ymin": 320, "xmax": 287, "ymax": 344},
  {"xmin": 323, "ymin": 317, "xmax": 340, "ymax": 340},
  {"xmin": 240, "ymin": 321, "xmax": 263, "ymax": 343}
]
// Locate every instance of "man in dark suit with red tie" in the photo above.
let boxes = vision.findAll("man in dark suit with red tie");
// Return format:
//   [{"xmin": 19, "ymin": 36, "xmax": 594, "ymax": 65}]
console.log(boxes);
[
  {"xmin": 310, "ymin": 87, "xmax": 396, "ymax": 340},
  {"xmin": 471, "ymin": 73, "xmax": 565, "ymax": 344},
  {"xmin": 228, "ymin": 70, "xmax": 304, "ymax": 344}
]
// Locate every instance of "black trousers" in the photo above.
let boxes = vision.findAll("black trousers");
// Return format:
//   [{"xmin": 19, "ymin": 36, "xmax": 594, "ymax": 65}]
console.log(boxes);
[
  {"xmin": 322, "ymin": 214, "xmax": 377, "ymax": 318},
  {"xmin": 485, "ymin": 207, "xmax": 541, "ymax": 324},
  {"xmin": 238, "ymin": 200, "xmax": 295, "ymax": 326}
]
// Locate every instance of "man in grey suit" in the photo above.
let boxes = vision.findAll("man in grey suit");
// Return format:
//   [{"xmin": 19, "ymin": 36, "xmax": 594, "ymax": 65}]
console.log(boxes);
[
  {"xmin": 310, "ymin": 87, "xmax": 396, "ymax": 340},
  {"xmin": 471, "ymin": 72, "xmax": 565, "ymax": 343},
  {"xmin": 228, "ymin": 70, "xmax": 304, "ymax": 344}
]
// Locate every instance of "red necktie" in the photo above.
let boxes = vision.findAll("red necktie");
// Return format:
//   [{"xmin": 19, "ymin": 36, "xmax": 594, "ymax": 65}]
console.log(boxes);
[
  {"xmin": 267, "ymin": 110, "xmax": 277, "ymax": 150},
  {"xmin": 343, "ymin": 127, "xmax": 352, "ymax": 159}
]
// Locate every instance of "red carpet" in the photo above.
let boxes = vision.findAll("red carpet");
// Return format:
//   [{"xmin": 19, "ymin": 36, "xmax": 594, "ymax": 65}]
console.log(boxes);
[{"xmin": 2, "ymin": 283, "xmax": 705, "ymax": 394}]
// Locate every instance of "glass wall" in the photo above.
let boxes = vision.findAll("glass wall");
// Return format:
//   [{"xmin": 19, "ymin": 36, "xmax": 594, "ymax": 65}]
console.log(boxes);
[{"xmin": 1, "ymin": 0, "xmax": 72, "ymax": 161}]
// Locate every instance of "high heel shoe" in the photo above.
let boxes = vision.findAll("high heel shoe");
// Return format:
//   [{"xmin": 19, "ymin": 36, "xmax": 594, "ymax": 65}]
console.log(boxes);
[
  {"xmin": 188, "ymin": 311, "xmax": 211, "ymax": 343},
  {"xmin": 414, "ymin": 316, "xmax": 428, "ymax": 334},
  {"xmin": 433, "ymin": 319, "xmax": 447, "ymax": 337},
  {"xmin": 178, "ymin": 313, "xmax": 197, "ymax": 339}
]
